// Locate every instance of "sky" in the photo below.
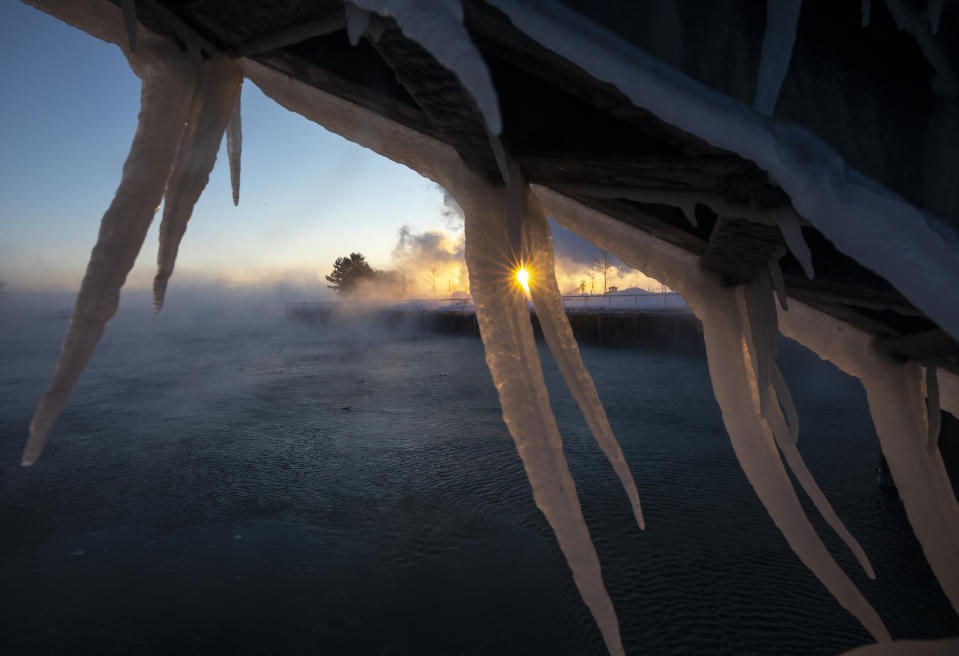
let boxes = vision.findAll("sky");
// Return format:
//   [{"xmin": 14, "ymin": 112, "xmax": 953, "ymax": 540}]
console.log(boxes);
[{"xmin": 0, "ymin": 2, "xmax": 660, "ymax": 302}]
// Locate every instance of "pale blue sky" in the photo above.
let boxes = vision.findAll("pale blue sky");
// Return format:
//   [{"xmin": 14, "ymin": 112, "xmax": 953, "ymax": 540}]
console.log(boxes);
[{"xmin": 0, "ymin": 2, "xmax": 452, "ymax": 294}]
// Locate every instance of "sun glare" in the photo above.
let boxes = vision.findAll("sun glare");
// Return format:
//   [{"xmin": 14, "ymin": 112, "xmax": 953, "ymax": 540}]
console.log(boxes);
[{"xmin": 516, "ymin": 266, "xmax": 530, "ymax": 294}]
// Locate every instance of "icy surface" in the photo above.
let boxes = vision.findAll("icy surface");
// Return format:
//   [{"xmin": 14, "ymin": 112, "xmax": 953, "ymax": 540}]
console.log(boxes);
[
  {"xmin": 154, "ymin": 56, "xmax": 242, "ymax": 313},
  {"xmin": 778, "ymin": 299, "xmax": 959, "ymax": 615},
  {"xmin": 754, "ymin": 0, "xmax": 802, "ymax": 116},
  {"xmin": 226, "ymin": 83, "xmax": 242, "ymax": 206},
  {"xmin": 491, "ymin": 0, "xmax": 959, "ymax": 340},
  {"xmin": 535, "ymin": 186, "xmax": 890, "ymax": 641},
  {"xmin": 522, "ymin": 186, "xmax": 645, "ymax": 530},
  {"xmin": 352, "ymin": 0, "xmax": 501, "ymax": 134},
  {"xmin": 21, "ymin": 7, "xmax": 196, "ymax": 465}
]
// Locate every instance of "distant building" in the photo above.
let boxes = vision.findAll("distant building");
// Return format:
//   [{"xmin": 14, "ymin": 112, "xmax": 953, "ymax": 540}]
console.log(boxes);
[{"xmin": 607, "ymin": 286, "xmax": 618, "ymax": 294}]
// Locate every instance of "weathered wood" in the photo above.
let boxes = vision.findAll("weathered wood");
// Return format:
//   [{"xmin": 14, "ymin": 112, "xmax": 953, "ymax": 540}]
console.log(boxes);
[{"xmin": 701, "ymin": 217, "xmax": 786, "ymax": 285}]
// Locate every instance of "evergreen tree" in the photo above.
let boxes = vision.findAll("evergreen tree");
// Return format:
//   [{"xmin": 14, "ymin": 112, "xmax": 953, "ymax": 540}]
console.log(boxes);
[{"xmin": 326, "ymin": 252, "xmax": 376, "ymax": 293}]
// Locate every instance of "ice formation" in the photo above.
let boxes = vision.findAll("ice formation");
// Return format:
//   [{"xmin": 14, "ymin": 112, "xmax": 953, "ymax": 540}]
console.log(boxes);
[
  {"xmin": 488, "ymin": 0, "xmax": 959, "ymax": 340},
  {"xmin": 536, "ymin": 186, "xmax": 889, "ymax": 642},
  {"xmin": 154, "ymin": 56, "xmax": 242, "ymax": 313},
  {"xmin": 754, "ymin": 0, "xmax": 802, "ymax": 116},
  {"xmin": 862, "ymin": 0, "xmax": 872, "ymax": 28},
  {"xmin": 226, "ymin": 84, "xmax": 243, "ymax": 206},
  {"xmin": 22, "ymin": 1, "xmax": 198, "ymax": 465},
  {"xmin": 520, "ymin": 182, "xmax": 645, "ymax": 530},
  {"xmin": 20, "ymin": 1, "xmax": 959, "ymax": 654},
  {"xmin": 779, "ymin": 300, "xmax": 959, "ymax": 615},
  {"xmin": 351, "ymin": 0, "xmax": 502, "ymax": 134}
]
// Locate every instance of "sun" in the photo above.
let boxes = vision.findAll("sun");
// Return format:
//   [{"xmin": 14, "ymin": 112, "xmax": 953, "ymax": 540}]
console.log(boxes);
[{"xmin": 515, "ymin": 266, "xmax": 530, "ymax": 294}]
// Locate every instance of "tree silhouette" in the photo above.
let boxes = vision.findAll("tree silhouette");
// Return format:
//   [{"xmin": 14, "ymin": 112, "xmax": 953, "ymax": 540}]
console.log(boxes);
[
  {"xmin": 326, "ymin": 252, "xmax": 376, "ymax": 293},
  {"xmin": 578, "ymin": 279, "xmax": 587, "ymax": 294},
  {"xmin": 592, "ymin": 250, "xmax": 612, "ymax": 295}
]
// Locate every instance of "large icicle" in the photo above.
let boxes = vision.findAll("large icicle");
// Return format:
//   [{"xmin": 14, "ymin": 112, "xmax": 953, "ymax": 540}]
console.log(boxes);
[
  {"xmin": 153, "ymin": 55, "xmax": 242, "ymax": 313},
  {"xmin": 241, "ymin": 61, "xmax": 624, "ymax": 655},
  {"xmin": 521, "ymin": 183, "xmax": 645, "ymax": 530},
  {"xmin": 351, "ymin": 0, "xmax": 502, "ymax": 134},
  {"xmin": 766, "ymin": 370, "xmax": 877, "ymax": 578},
  {"xmin": 778, "ymin": 300, "xmax": 959, "ymax": 615},
  {"xmin": 535, "ymin": 187, "xmax": 889, "ymax": 642},
  {"xmin": 226, "ymin": 82, "xmax": 242, "ymax": 206},
  {"xmin": 701, "ymin": 288, "xmax": 888, "ymax": 641},
  {"xmin": 461, "ymin": 179, "xmax": 624, "ymax": 656},
  {"xmin": 742, "ymin": 271, "xmax": 874, "ymax": 577},
  {"xmin": 23, "ymin": 35, "xmax": 196, "ymax": 465},
  {"xmin": 754, "ymin": 0, "xmax": 802, "ymax": 116}
]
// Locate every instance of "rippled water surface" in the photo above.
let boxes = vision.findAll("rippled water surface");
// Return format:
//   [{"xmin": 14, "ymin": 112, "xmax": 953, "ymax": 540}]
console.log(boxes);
[{"xmin": 1, "ymin": 309, "xmax": 956, "ymax": 655}]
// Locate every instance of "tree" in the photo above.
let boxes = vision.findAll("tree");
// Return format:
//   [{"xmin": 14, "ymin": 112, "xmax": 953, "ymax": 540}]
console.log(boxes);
[
  {"xmin": 326, "ymin": 252, "xmax": 376, "ymax": 293},
  {"xmin": 578, "ymin": 279, "xmax": 587, "ymax": 294},
  {"xmin": 592, "ymin": 250, "xmax": 612, "ymax": 295},
  {"xmin": 425, "ymin": 265, "xmax": 438, "ymax": 296}
]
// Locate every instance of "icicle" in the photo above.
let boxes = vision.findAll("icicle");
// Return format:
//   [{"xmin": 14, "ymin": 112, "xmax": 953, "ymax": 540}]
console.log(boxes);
[
  {"xmin": 926, "ymin": 364, "xmax": 942, "ymax": 454},
  {"xmin": 226, "ymin": 82, "xmax": 242, "ymax": 207},
  {"xmin": 536, "ymin": 187, "xmax": 889, "ymax": 641},
  {"xmin": 754, "ymin": 0, "xmax": 803, "ymax": 116},
  {"xmin": 461, "ymin": 179, "xmax": 624, "ymax": 656},
  {"xmin": 767, "ymin": 368, "xmax": 877, "ymax": 578},
  {"xmin": 929, "ymin": 0, "xmax": 944, "ymax": 34},
  {"xmin": 862, "ymin": 0, "xmax": 872, "ymax": 27},
  {"xmin": 701, "ymin": 290, "xmax": 888, "ymax": 641},
  {"xmin": 840, "ymin": 637, "xmax": 959, "ymax": 655},
  {"xmin": 778, "ymin": 299, "xmax": 959, "ymax": 615},
  {"xmin": 23, "ymin": 38, "xmax": 196, "ymax": 466},
  {"xmin": 770, "ymin": 207, "xmax": 814, "ymax": 278},
  {"xmin": 345, "ymin": 3, "xmax": 371, "ymax": 46},
  {"xmin": 742, "ymin": 271, "xmax": 876, "ymax": 579},
  {"xmin": 521, "ymin": 184, "xmax": 645, "ymax": 530},
  {"xmin": 153, "ymin": 56, "xmax": 242, "ymax": 313},
  {"xmin": 768, "ymin": 258, "xmax": 788, "ymax": 310},
  {"xmin": 351, "ymin": 0, "xmax": 502, "ymax": 134},
  {"xmin": 121, "ymin": 0, "xmax": 137, "ymax": 52}
]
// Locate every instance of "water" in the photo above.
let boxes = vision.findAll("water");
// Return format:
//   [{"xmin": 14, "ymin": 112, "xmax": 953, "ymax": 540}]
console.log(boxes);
[{"xmin": 0, "ymin": 307, "xmax": 956, "ymax": 655}]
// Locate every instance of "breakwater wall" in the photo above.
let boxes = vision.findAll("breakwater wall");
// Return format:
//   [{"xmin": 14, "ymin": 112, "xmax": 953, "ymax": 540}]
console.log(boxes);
[{"xmin": 286, "ymin": 303, "xmax": 704, "ymax": 354}]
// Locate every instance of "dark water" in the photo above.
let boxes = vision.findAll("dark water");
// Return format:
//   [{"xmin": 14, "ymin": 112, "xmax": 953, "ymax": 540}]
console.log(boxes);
[{"xmin": 0, "ymin": 309, "xmax": 956, "ymax": 655}]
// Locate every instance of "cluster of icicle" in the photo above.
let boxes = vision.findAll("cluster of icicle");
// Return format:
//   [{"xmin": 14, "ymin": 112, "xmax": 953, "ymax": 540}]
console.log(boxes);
[{"xmin": 22, "ymin": 1, "xmax": 959, "ymax": 654}]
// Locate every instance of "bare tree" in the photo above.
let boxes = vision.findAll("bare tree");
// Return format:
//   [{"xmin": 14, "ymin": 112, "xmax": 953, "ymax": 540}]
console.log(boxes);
[
  {"xmin": 425, "ymin": 265, "xmax": 438, "ymax": 296},
  {"xmin": 589, "ymin": 275, "xmax": 595, "ymax": 295},
  {"xmin": 577, "ymin": 279, "xmax": 587, "ymax": 294},
  {"xmin": 592, "ymin": 250, "xmax": 612, "ymax": 294}
]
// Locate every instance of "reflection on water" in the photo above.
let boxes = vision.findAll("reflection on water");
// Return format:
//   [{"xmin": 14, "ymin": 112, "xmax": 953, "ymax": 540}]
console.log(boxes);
[{"xmin": 0, "ymin": 312, "xmax": 956, "ymax": 655}]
